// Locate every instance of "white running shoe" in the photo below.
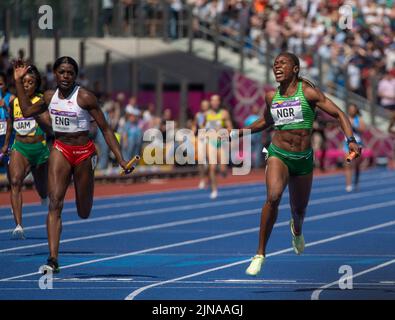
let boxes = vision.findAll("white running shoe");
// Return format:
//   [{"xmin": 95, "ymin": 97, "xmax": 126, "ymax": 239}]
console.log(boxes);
[
  {"xmin": 246, "ymin": 255, "xmax": 265, "ymax": 276},
  {"xmin": 198, "ymin": 180, "xmax": 206, "ymax": 190},
  {"xmin": 345, "ymin": 185, "xmax": 353, "ymax": 192},
  {"xmin": 210, "ymin": 190, "xmax": 218, "ymax": 199},
  {"xmin": 290, "ymin": 219, "xmax": 305, "ymax": 255},
  {"xmin": 12, "ymin": 225, "xmax": 25, "ymax": 240}
]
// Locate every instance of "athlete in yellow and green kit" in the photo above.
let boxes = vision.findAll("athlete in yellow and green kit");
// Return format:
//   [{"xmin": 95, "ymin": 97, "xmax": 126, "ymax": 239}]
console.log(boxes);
[
  {"xmin": 204, "ymin": 95, "xmax": 233, "ymax": 200},
  {"xmin": 4, "ymin": 65, "xmax": 51, "ymax": 240},
  {"xmin": 237, "ymin": 52, "xmax": 361, "ymax": 276}
]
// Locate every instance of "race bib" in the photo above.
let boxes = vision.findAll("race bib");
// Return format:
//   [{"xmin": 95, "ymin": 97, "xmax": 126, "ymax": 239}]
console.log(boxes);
[
  {"xmin": 50, "ymin": 109, "xmax": 78, "ymax": 132},
  {"xmin": 13, "ymin": 118, "xmax": 36, "ymax": 135},
  {"xmin": 271, "ymin": 98, "xmax": 304, "ymax": 126},
  {"xmin": 0, "ymin": 120, "xmax": 6, "ymax": 135},
  {"xmin": 206, "ymin": 120, "xmax": 222, "ymax": 130}
]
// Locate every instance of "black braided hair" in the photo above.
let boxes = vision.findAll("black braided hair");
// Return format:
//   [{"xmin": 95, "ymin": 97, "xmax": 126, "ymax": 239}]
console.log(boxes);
[{"xmin": 53, "ymin": 56, "xmax": 79, "ymax": 76}]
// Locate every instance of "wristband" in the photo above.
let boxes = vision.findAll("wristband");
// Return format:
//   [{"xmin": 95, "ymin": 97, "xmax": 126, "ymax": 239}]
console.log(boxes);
[{"xmin": 346, "ymin": 136, "xmax": 357, "ymax": 145}]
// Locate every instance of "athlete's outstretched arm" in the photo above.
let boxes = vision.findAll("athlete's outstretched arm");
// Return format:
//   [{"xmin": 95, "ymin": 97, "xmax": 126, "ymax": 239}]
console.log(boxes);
[
  {"xmin": 242, "ymin": 91, "xmax": 275, "ymax": 136},
  {"xmin": 13, "ymin": 61, "xmax": 46, "ymax": 117},
  {"xmin": 13, "ymin": 61, "xmax": 54, "ymax": 134},
  {"xmin": 304, "ymin": 85, "xmax": 360, "ymax": 155},
  {"xmin": 78, "ymin": 88, "xmax": 128, "ymax": 170}
]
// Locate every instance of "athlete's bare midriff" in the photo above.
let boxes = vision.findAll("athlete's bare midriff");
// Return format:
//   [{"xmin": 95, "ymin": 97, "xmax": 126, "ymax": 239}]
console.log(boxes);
[
  {"xmin": 271, "ymin": 129, "xmax": 312, "ymax": 152},
  {"xmin": 15, "ymin": 134, "xmax": 45, "ymax": 144},
  {"xmin": 54, "ymin": 131, "xmax": 90, "ymax": 145}
]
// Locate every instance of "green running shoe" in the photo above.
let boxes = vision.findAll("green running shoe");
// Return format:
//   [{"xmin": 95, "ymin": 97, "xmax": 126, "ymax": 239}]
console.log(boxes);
[
  {"xmin": 290, "ymin": 219, "xmax": 305, "ymax": 255},
  {"xmin": 245, "ymin": 254, "xmax": 265, "ymax": 276}
]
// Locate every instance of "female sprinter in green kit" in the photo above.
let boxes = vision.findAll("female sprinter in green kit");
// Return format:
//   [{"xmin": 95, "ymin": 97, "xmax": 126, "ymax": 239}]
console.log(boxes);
[
  {"xmin": 239, "ymin": 52, "xmax": 360, "ymax": 276},
  {"xmin": 3, "ymin": 66, "xmax": 51, "ymax": 240}
]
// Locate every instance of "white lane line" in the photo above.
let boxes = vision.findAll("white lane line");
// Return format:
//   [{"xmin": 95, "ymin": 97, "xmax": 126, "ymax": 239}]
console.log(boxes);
[
  {"xmin": 1, "ymin": 180, "xmax": 394, "ymax": 236},
  {"xmin": 0, "ymin": 169, "xmax": 392, "ymax": 216},
  {"xmin": 1, "ymin": 191, "xmax": 395, "ymax": 254},
  {"xmin": 0, "ymin": 228, "xmax": 259, "ymax": 282},
  {"xmin": 311, "ymin": 258, "xmax": 395, "ymax": 300},
  {"xmin": 2, "ymin": 200, "xmax": 395, "ymax": 283},
  {"xmin": 125, "ymin": 219, "xmax": 395, "ymax": 300},
  {"xmin": 0, "ymin": 184, "xmax": 263, "ymax": 221},
  {"xmin": 0, "ymin": 209, "xmax": 258, "ymax": 253},
  {"xmin": 0, "ymin": 178, "xmax": 267, "ymax": 210},
  {"xmin": 0, "ymin": 168, "xmax": 389, "ymax": 221},
  {"xmin": 217, "ymin": 279, "xmax": 297, "ymax": 283}
]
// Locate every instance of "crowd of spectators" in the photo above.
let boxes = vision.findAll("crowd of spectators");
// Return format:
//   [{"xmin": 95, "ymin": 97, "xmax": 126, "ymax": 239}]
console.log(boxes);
[
  {"xmin": 190, "ymin": 0, "xmax": 395, "ymax": 108},
  {"xmin": 1, "ymin": 0, "xmax": 394, "ymax": 173},
  {"xmin": 97, "ymin": 0, "xmax": 395, "ymax": 112}
]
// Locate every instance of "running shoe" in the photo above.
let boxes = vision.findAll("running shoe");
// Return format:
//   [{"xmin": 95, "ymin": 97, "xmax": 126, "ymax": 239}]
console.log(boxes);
[
  {"xmin": 345, "ymin": 185, "xmax": 353, "ymax": 192},
  {"xmin": 39, "ymin": 257, "xmax": 60, "ymax": 274},
  {"xmin": 12, "ymin": 225, "xmax": 25, "ymax": 240},
  {"xmin": 290, "ymin": 219, "xmax": 305, "ymax": 255},
  {"xmin": 198, "ymin": 180, "xmax": 206, "ymax": 190},
  {"xmin": 246, "ymin": 254, "xmax": 265, "ymax": 276},
  {"xmin": 210, "ymin": 190, "xmax": 218, "ymax": 199}
]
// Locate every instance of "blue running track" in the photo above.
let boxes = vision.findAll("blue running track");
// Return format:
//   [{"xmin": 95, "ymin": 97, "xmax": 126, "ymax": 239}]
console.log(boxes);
[{"xmin": 0, "ymin": 168, "xmax": 394, "ymax": 300}]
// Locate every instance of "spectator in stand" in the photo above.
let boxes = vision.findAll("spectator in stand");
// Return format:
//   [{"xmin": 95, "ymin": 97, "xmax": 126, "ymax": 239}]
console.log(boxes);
[
  {"xmin": 378, "ymin": 69, "xmax": 395, "ymax": 112},
  {"xmin": 125, "ymin": 96, "xmax": 139, "ymax": 112},
  {"xmin": 388, "ymin": 113, "xmax": 395, "ymax": 169},
  {"xmin": 142, "ymin": 102, "xmax": 161, "ymax": 131},
  {"xmin": 94, "ymin": 105, "xmax": 111, "ymax": 172},
  {"xmin": 145, "ymin": 0, "xmax": 160, "ymax": 37},
  {"xmin": 103, "ymin": 95, "xmax": 121, "ymax": 132},
  {"xmin": 43, "ymin": 63, "xmax": 56, "ymax": 90},
  {"xmin": 170, "ymin": 0, "xmax": 184, "ymax": 39},
  {"xmin": 122, "ymin": 106, "xmax": 143, "ymax": 160},
  {"xmin": 188, "ymin": 0, "xmax": 394, "ymax": 102},
  {"xmin": 121, "ymin": 0, "xmax": 134, "ymax": 35},
  {"xmin": 160, "ymin": 108, "xmax": 177, "ymax": 162},
  {"xmin": 78, "ymin": 69, "xmax": 90, "ymax": 88},
  {"xmin": 122, "ymin": 95, "xmax": 139, "ymax": 118},
  {"xmin": 102, "ymin": 0, "xmax": 114, "ymax": 37}
]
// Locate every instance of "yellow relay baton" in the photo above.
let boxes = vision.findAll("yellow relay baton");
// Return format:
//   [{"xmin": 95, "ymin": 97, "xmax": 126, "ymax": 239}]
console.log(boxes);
[{"xmin": 120, "ymin": 155, "xmax": 141, "ymax": 175}]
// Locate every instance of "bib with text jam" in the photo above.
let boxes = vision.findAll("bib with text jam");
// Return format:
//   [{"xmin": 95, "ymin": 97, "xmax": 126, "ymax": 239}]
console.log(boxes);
[{"xmin": 13, "ymin": 96, "xmax": 42, "ymax": 136}]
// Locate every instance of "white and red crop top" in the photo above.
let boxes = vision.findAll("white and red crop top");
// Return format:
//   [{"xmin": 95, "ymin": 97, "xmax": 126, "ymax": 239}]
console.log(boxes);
[{"xmin": 48, "ymin": 86, "xmax": 91, "ymax": 133}]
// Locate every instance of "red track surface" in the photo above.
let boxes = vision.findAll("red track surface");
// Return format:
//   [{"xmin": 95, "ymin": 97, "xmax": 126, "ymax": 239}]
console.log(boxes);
[{"xmin": 0, "ymin": 168, "xmax": 343, "ymax": 206}]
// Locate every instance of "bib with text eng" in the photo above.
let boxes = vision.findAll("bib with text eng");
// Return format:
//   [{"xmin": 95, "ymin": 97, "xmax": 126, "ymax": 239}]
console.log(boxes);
[{"xmin": 50, "ymin": 109, "xmax": 79, "ymax": 132}]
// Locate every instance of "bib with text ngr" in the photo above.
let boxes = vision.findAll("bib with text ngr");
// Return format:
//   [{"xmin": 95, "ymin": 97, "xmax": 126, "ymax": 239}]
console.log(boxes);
[
  {"xmin": 51, "ymin": 109, "xmax": 79, "ymax": 132},
  {"xmin": 271, "ymin": 98, "xmax": 304, "ymax": 126}
]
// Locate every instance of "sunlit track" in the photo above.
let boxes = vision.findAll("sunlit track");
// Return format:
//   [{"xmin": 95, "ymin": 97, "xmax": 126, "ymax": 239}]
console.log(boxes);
[{"xmin": 0, "ymin": 168, "xmax": 394, "ymax": 300}]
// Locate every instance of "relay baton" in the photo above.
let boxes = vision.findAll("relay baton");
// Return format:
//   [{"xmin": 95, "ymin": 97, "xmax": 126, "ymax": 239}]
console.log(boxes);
[
  {"xmin": 346, "ymin": 151, "xmax": 357, "ymax": 163},
  {"xmin": 120, "ymin": 155, "xmax": 141, "ymax": 175}
]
